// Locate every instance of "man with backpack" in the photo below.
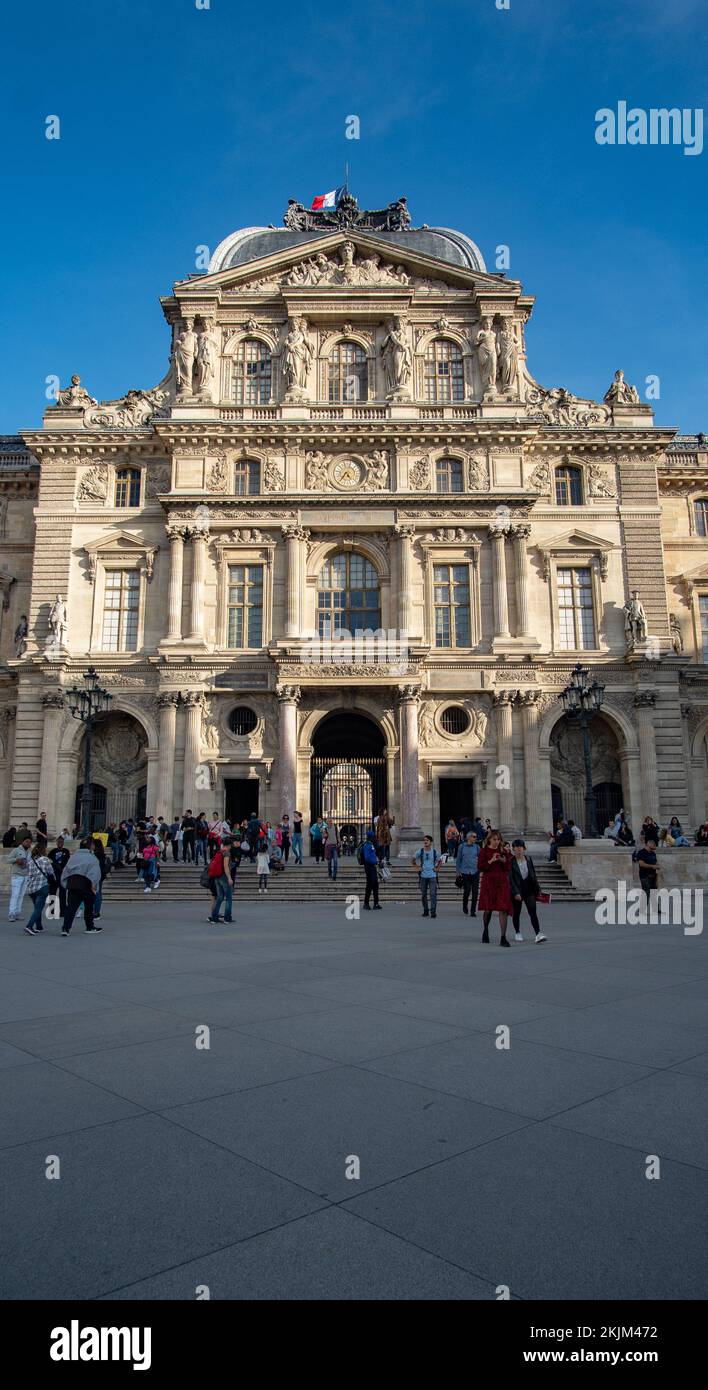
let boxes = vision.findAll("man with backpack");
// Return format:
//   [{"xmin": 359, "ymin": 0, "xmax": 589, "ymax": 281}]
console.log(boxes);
[
  {"xmin": 359, "ymin": 830, "xmax": 382, "ymax": 910},
  {"xmin": 206, "ymin": 837, "xmax": 233, "ymax": 923}
]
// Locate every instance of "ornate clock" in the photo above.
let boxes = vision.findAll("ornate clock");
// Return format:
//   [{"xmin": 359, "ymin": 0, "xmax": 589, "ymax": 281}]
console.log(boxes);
[{"xmin": 331, "ymin": 458, "xmax": 364, "ymax": 490}]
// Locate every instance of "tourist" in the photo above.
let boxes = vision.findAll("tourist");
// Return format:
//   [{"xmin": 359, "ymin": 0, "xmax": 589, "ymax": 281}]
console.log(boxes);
[
  {"xmin": 641, "ymin": 815, "xmax": 661, "ymax": 845},
  {"xmin": 478, "ymin": 829, "xmax": 513, "ymax": 946},
  {"xmin": 667, "ymin": 816, "xmax": 690, "ymax": 846},
  {"xmin": 311, "ymin": 817, "xmax": 324, "ymax": 863},
  {"xmin": 92, "ymin": 837, "xmax": 111, "ymax": 917},
  {"xmin": 473, "ymin": 817, "xmax": 486, "ymax": 845},
  {"xmin": 603, "ymin": 817, "xmax": 620, "ymax": 843},
  {"xmin": 568, "ymin": 818, "xmax": 582, "ymax": 844},
  {"xmin": 292, "ymin": 810, "xmax": 304, "ymax": 864},
  {"xmin": 207, "ymin": 836, "xmax": 234, "ymax": 921},
  {"xmin": 195, "ymin": 812, "xmax": 209, "ymax": 864},
  {"xmin": 247, "ymin": 811, "xmax": 261, "ymax": 863},
  {"xmin": 168, "ymin": 815, "xmax": 180, "ymax": 861},
  {"xmin": 455, "ymin": 830, "xmax": 480, "ymax": 916},
  {"xmin": 2, "ymin": 825, "xmax": 16, "ymax": 848},
  {"xmin": 325, "ymin": 822, "xmax": 340, "ymax": 881},
  {"xmin": 256, "ymin": 837, "xmax": 270, "ymax": 896},
  {"xmin": 35, "ymin": 811, "xmax": 49, "ymax": 850},
  {"xmin": 48, "ymin": 835, "xmax": 70, "ymax": 921},
  {"xmin": 444, "ymin": 819, "xmax": 461, "ymax": 858},
  {"xmin": 615, "ymin": 817, "xmax": 635, "ymax": 846},
  {"xmin": 634, "ymin": 836, "xmax": 659, "ymax": 909},
  {"xmin": 361, "ymin": 829, "xmax": 381, "ymax": 909},
  {"xmin": 141, "ymin": 836, "xmax": 159, "ymax": 892},
  {"xmin": 60, "ymin": 839, "xmax": 102, "ymax": 935},
  {"xmin": 413, "ymin": 834, "xmax": 442, "ymax": 918},
  {"xmin": 509, "ymin": 839, "xmax": 547, "ymax": 943},
  {"xmin": 548, "ymin": 820, "xmax": 574, "ymax": 862},
  {"xmin": 280, "ymin": 813, "xmax": 291, "ymax": 863},
  {"xmin": 23, "ymin": 842, "xmax": 55, "ymax": 936},
  {"xmin": 207, "ymin": 810, "xmax": 222, "ymax": 861},
  {"xmin": 7, "ymin": 832, "xmax": 33, "ymax": 922},
  {"xmin": 181, "ymin": 810, "xmax": 196, "ymax": 862},
  {"xmin": 375, "ymin": 808, "xmax": 395, "ymax": 863},
  {"xmin": 695, "ymin": 822, "xmax": 708, "ymax": 846}
]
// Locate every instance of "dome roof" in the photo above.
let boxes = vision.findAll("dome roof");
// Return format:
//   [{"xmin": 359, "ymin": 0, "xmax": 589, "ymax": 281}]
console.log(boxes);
[{"xmin": 208, "ymin": 224, "xmax": 487, "ymax": 276}]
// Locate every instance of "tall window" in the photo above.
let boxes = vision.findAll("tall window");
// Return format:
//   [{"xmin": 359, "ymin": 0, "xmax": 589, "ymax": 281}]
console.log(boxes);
[
  {"xmin": 433, "ymin": 564, "xmax": 471, "ymax": 648},
  {"xmin": 227, "ymin": 565, "xmax": 263, "ymax": 648},
  {"xmin": 114, "ymin": 468, "xmax": 142, "ymax": 508},
  {"xmin": 234, "ymin": 458, "xmax": 261, "ymax": 495},
  {"xmin": 557, "ymin": 567, "xmax": 595, "ymax": 649},
  {"xmin": 232, "ymin": 339, "xmax": 271, "ymax": 404},
  {"xmin": 423, "ymin": 339, "xmax": 464, "ymax": 403},
  {"xmin": 102, "ymin": 570, "xmax": 139, "ymax": 651},
  {"xmin": 435, "ymin": 456, "xmax": 463, "ymax": 493},
  {"xmin": 555, "ymin": 466, "xmax": 583, "ymax": 506},
  {"xmin": 700, "ymin": 595, "xmax": 708, "ymax": 660},
  {"xmin": 328, "ymin": 342, "xmax": 368, "ymax": 402},
  {"xmin": 694, "ymin": 499, "xmax": 708, "ymax": 536},
  {"xmin": 317, "ymin": 552, "xmax": 381, "ymax": 637}
]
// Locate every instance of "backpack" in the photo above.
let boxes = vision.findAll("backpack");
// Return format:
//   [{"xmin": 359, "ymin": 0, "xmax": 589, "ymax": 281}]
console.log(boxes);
[
  {"xmin": 208, "ymin": 850, "xmax": 224, "ymax": 878},
  {"xmin": 356, "ymin": 844, "xmax": 365, "ymax": 865}
]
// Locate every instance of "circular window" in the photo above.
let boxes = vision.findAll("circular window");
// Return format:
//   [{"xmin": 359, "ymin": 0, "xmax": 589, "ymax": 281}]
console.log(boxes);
[
  {"xmin": 440, "ymin": 706, "xmax": 470, "ymax": 736},
  {"xmin": 229, "ymin": 706, "xmax": 258, "ymax": 736}
]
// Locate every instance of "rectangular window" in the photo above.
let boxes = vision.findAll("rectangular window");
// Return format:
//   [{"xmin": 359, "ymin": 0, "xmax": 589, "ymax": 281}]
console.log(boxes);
[
  {"xmin": 227, "ymin": 564, "xmax": 263, "ymax": 648},
  {"xmin": 102, "ymin": 570, "xmax": 139, "ymax": 652},
  {"xmin": 433, "ymin": 564, "xmax": 471, "ymax": 648},
  {"xmin": 557, "ymin": 567, "xmax": 595, "ymax": 650},
  {"xmin": 700, "ymin": 595, "xmax": 708, "ymax": 660},
  {"xmin": 234, "ymin": 460, "xmax": 260, "ymax": 496}
]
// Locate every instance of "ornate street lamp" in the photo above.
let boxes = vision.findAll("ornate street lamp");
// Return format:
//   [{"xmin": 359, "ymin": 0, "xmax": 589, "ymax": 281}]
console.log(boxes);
[
  {"xmin": 559, "ymin": 663, "xmax": 605, "ymax": 837},
  {"xmin": 66, "ymin": 667, "xmax": 112, "ymax": 837}
]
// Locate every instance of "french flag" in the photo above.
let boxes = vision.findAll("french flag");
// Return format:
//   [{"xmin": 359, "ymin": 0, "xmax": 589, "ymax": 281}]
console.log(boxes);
[{"xmin": 311, "ymin": 186, "xmax": 344, "ymax": 211}]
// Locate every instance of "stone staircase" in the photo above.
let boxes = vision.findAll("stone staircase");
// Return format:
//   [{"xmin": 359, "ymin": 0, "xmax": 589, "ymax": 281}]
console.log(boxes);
[{"xmin": 104, "ymin": 856, "xmax": 591, "ymax": 904}]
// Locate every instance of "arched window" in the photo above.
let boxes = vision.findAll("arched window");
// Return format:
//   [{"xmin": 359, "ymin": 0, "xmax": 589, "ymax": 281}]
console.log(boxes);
[
  {"xmin": 694, "ymin": 499, "xmax": 708, "ymax": 536},
  {"xmin": 435, "ymin": 456, "xmax": 463, "ymax": 493},
  {"xmin": 555, "ymin": 466, "xmax": 583, "ymax": 506},
  {"xmin": 317, "ymin": 551, "xmax": 381, "ymax": 637},
  {"xmin": 232, "ymin": 339, "xmax": 271, "ymax": 405},
  {"xmin": 328, "ymin": 342, "xmax": 368, "ymax": 403},
  {"xmin": 234, "ymin": 458, "xmax": 261, "ymax": 495},
  {"xmin": 114, "ymin": 467, "xmax": 142, "ymax": 508},
  {"xmin": 423, "ymin": 339, "xmax": 464, "ymax": 403}
]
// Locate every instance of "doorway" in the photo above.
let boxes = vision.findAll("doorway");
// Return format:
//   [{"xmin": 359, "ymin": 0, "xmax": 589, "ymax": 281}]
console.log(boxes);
[
  {"xmin": 310, "ymin": 711, "xmax": 386, "ymax": 846},
  {"xmin": 438, "ymin": 777, "xmax": 475, "ymax": 849},
  {"xmin": 224, "ymin": 778, "xmax": 259, "ymax": 825}
]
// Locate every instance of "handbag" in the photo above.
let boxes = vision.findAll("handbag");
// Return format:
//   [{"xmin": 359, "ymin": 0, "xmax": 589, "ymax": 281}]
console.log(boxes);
[
  {"xmin": 537, "ymin": 891, "xmax": 551, "ymax": 905},
  {"xmin": 380, "ymin": 863, "xmax": 391, "ymax": 881},
  {"xmin": 454, "ymin": 873, "xmax": 464, "ymax": 889}
]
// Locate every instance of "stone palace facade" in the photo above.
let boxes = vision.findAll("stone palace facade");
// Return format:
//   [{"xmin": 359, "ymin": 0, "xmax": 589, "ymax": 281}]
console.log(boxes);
[{"xmin": 1, "ymin": 192, "xmax": 708, "ymax": 851}]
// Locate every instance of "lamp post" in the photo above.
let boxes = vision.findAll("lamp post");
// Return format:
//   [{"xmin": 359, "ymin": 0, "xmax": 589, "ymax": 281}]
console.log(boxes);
[
  {"xmin": 66, "ymin": 667, "xmax": 112, "ymax": 837},
  {"xmin": 559, "ymin": 662, "xmax": 605, "ymax": 838}
]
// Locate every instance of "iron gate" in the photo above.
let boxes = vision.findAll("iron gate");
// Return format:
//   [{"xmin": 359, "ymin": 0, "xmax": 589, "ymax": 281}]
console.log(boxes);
[{"xmin": 310, "ymin": 756, "xmax": 387, "ymax": 848}]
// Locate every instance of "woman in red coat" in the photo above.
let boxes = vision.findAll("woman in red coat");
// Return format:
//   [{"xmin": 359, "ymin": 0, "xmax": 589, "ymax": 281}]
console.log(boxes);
[{"xmin": 478, "ymin": 830, "xmax": 513, "ymax": 947}]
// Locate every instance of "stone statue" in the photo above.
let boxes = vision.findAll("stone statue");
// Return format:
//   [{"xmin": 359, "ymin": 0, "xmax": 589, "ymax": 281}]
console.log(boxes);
[
  {"xmin": 474, "ymin": 706, "xmax": 489, "ymax": 744},
  {"xmin": 283, "ymin": 198, "xmax": 309, "ymax": 231},
  {"xmin": 47, "ymin": 594, "xmax": 67, "ymax": 648},
  {"xmin": 670, "ymin": 613, "xmax": 684, "ymax": 654},
  {"xmin": 381, "ymin": 319, "xmax": 412, "ymax": 394},
  {"xmin": 282, "ymin": 318, "xmax": 312, "ymax": 392},
  {"xmin": 497, "ymin": 322, "xmax": 519, "ymax": 394},
  {"xmin": 14, "ymin": 615, "xmax": 28, "ymax": 657},
  {"xmin": 623, "ymin": 590, "xmax": 647, "ymax": 647},
  {"xmin": 365, "ymin": 451, "xmax": 389, "ymax": 491},
  {"xmin": 56, "ymin": 375, "xmax": 97, "ymax": 410},
  {"xmin": 476, "ymin": 319, "xmax": 498, "ymax": 396},
  {"xmin": 174, "ymin": 319, "xmax": 197, "ymax": 395},
  {"xmin": 604, "ymin": 369, "xmax": 640, "ymax": 406},
  {"xmin": 305, "ymin": 450, "xmax": 330, "ymax": 490},
  {"xmin": 419, "ymin": 701, "xmax": 436, "ymax": 747},
  {"xmin": 194, "ymin": 321, "xmax": 216, "ymax": 395},
  {"xmin": 385, "ymin": 196, "xmax": 411, "ymax": 231}
]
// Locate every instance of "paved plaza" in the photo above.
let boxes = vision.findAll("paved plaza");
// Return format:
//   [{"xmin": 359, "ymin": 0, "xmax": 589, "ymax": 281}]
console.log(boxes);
[{"xmin": 1, "ymin": 895, "xmax": 707, "ymax": 1301}]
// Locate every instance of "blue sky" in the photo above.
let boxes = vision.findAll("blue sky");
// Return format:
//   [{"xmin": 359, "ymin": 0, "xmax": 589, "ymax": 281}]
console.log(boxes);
[{"xmin": 1, "ymin": 0, "xmax": 707, "ymax": 432}]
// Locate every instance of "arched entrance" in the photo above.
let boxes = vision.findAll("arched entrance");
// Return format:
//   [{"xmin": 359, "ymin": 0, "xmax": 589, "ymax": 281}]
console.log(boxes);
[
  {"xmin": 75, "ymin": 712, "xmax": 148, "ymax": 827},
  {"xmin": 310, "ymin": 712, "xmax": 386, "ymax": 845},
  {"xmin": 550, "ymin": 713, "xmax": 624, "ymax": 834}
]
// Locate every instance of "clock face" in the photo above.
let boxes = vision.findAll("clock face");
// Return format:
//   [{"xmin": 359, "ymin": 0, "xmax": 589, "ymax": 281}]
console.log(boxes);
[{"xmin": 332, "ymin": 459, "xmax": 363, "ymax": 490}]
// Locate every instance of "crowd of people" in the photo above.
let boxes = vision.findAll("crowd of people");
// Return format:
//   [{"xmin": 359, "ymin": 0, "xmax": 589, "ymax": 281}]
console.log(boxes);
[{"xmin": 5, "ymin": 799, "xmax": 705, "ymax": 940}]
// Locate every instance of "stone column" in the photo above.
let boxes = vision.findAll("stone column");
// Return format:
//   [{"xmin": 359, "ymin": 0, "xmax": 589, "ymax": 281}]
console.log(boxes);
[
  {"xmin": 165, "ymin": 525, "xmax": 186, "ymax": 643},
  {"xmin": 397, "ymin": 684, "xmax": 423, "ymax": 854},
  {"xmin": 282, "ymin": 526, "xmax": 307, "ymax": 639},
  {"xmin": 635, "ymin": 691, "xmax": 659, "ymax": 820},
  {"xmin": 494, "ymin": 691, "xmax": 516, "ymax": 834},
  {"xmin": 188, "ymin": 526, "xmax": 208, "ymax": 643},
  {"xmin": 0, "ymin": 707, "xmax": 16, "ymax": 831},
  {"xmin": 394, "ymin": 524, "xmax": 415, "ymax": 637},
  {"xmin": 489, "ymin": 524, "xmax": 510, "ymax": 639},
  {"xmin": 156, "ymin": 692, "xmax": 179, "ymax": 819},
  {"xmin": 519, "ymin": 690, "xmax": 546, "ymax": 834},
  {"xmin": 277, "ymin": 685, "xmax": 300, "ymax": 816},
  {"xmin": 181, "ymin": 691, "xmax": 204, "ymax": 811},
  {"xmin": 36, "ymin": 693, "xmax": 65, "ymax": 832},
  {"xmin": 511, "ymin": 523, "xmax": 532, "ymax": 638}
]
